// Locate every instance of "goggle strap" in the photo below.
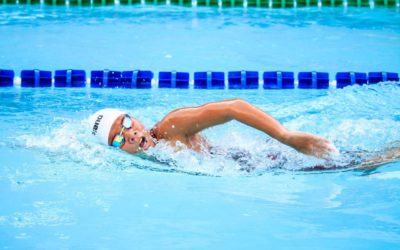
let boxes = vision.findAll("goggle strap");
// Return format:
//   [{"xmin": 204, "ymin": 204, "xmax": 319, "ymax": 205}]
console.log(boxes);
[{"xmin": 119, "ymin": 127, "xmax": 125, "ymax": 136}]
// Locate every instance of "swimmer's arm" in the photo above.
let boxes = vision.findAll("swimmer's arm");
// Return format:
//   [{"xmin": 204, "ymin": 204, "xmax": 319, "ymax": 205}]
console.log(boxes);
[{"xmin": 161, "ymin": 98, "xmax": 335, "ymax": 158}]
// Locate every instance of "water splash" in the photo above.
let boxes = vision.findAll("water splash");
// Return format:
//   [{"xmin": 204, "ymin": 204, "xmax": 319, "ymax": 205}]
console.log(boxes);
[{"xmin": 14, "ymin": 83, "xmax": 400, "ymax": 176}]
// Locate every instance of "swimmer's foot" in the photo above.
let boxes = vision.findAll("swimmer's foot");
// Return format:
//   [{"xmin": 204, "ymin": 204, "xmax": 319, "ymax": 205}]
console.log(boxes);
[{"xmin": 283, "ymin": 131, "xmax": 339, "ymax": 159}]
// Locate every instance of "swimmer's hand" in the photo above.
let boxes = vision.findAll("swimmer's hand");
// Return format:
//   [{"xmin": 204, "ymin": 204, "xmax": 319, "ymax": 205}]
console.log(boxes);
[{"xmin": 283, "ymin": 131, "xmax": 338, "ymax": 159}]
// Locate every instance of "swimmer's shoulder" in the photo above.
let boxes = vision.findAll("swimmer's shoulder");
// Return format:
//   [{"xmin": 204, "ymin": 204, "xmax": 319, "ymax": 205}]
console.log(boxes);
[
  {"xmin": 153, "ymin": 109, "xmax": 196, "ymax": 139},
  {"xmin": 151, "ymin": 120, "xmax": 186, "ymax": 141}
]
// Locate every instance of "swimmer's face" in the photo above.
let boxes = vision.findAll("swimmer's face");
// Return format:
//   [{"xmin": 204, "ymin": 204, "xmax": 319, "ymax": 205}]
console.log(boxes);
[{"xmin": 108, "ymin": 114, "xmax": 156, "ymax": 154}]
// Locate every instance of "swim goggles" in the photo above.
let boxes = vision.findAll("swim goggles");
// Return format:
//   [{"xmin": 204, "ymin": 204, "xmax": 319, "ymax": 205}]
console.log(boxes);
[{"xmin": 111, "ymin": 114, "xmax": 132, "ymax": 148}]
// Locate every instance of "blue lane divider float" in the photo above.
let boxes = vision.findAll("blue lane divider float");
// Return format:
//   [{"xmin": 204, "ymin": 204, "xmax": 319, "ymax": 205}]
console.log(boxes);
[
  {"xmin": 336, "ymin": 72, "xmax": 368, "ymax": 88},
  {"xmin": 0, "ymin": 69, "xmax": 14, "ymax": 87},
  {"xmin": 194, "ymin": 71, "xmax": 225, "ymax": 89},
  {"xmin": 298, "ymin": 71, "xmax": 329, "ymax": 89},
  {"xmin": 21, "ymin": 70, "xmax": 52, "ymax": 87},
  {"xmin": 0, "ymin": 69, "xmax": 399, "ymax": 89},
  {"xmin": 91, "ymin": 70, "xmax": 121, "ymax": 88},
  {"xmin": 55, "ymin": 69, "xmax": 86, "ymax": 87},
  {"xmin": 91, "ymin": 70, "xmax": 153, "ymax": 88},
  {"xmin": 158, "ymin": 71, "xmax": 190, "ymax": 88},
  {"xmin": 263, "ymin": 71, "xmax": 295, "ymax": 89},
  {"xmin": 121, "ymin": 70, "xmax": 153, "ymax": 89},
  {"xmin": 368, "ymin": 72, "xmax": 400, "ymax": 84},
  {"xmin": 228, "ymin": 71, "xmax": 259, "ymax": 89}
]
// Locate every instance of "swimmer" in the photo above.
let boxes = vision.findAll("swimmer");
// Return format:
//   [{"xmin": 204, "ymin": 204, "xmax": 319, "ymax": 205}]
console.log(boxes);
[{"xmin": 89, "ymin": 98, "xmax": 337, "ymax": 159}]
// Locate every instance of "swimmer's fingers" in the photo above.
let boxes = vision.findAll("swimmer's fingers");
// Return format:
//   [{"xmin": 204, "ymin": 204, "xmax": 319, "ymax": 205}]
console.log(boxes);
[
  {"xmin": 284, "ymin": 131, "xmax": 339, "ymax": 159},
  {"xmin": 319, "ymin": 140, "xmax": 340, "ymax": 160},
  {"xmin": 313, "ymin": 138, "xmax": 340, "ymax": 160}
]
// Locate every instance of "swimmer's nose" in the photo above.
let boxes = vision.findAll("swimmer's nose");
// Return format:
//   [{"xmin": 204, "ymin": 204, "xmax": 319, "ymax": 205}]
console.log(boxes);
[
  {"xmin": 125, "ymin": 129, "xmax": 143, "ymax": 144},
  {"xmin": 128, "ymin": 135, "xmax": 136, "ymax": 144}
]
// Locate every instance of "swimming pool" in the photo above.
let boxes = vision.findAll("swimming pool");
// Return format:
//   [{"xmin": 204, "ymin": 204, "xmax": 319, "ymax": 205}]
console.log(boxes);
[{"xmin": 1, "ymin": 5, "xmax": 400, "ymax": 249}]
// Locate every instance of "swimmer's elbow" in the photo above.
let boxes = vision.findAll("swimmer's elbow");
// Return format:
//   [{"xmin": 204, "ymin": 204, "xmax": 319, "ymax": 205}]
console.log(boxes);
[
  {"xmin": 230, "ymin": 98, "xmax": 246, "ymax": 104},
  {"xmin": 227, "ymin": 98, "xmax": 249, "ymax": 118}
]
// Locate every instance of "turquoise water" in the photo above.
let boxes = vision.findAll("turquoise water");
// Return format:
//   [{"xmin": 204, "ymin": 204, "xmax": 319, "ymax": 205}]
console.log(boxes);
[
  {"xmin": 0, "ymin": 6, "xmax": 400, "ymax": 74},
  {"xmin": 1, "ymin": 5, "xmax": 400, "ymax": 249}
]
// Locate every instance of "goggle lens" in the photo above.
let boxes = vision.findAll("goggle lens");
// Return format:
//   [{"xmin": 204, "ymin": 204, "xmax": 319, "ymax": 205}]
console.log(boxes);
[
  {"xmin": 111, "ymin": 114, "xmax": 132, "ymax": 148},
  {"xmin": 122, "ymin": 115, "xmax": 132, "ymax": 128},
  {"xmin": 112, "ymin": 134, "xmax": 125, "ymax": 147}
]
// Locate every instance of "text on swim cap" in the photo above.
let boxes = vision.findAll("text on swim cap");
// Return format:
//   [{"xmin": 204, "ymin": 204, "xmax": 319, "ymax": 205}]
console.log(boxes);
[{"xmin": 92, "ymin": 114, "xmax": 103, "ymax": 135}]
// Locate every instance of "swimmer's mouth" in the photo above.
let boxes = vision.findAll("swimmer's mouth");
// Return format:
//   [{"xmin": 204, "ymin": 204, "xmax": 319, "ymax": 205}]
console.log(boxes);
[{"xmin": 139, "ymin": 137, "xmax": 146, "ymax": 148}]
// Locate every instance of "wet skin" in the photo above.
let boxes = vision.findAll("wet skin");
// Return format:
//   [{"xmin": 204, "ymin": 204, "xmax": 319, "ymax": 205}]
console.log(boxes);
[
  {"xmin": 108, "ymin": 114, "xmax": 209, "ymax": 154},
  {"xmin": 108, "ymin": 115, "xmax": 156, "ymax": 154},
  {"xmin": 107, "ymin": 98, "xmax": 337, "ymax": 158}
]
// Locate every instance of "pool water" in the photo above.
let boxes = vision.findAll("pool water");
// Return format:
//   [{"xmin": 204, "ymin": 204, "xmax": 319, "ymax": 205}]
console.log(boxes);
[{"xmin": 1, "ymin": 5, "xmax": 400, "ymax": 249}]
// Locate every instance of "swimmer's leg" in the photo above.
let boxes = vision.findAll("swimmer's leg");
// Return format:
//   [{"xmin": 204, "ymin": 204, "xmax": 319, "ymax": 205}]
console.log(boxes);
[
  {"xmin": 302, "ymin": 146, "xmax": 400, "ymax": 172},
  {"xmin": 359, "ymin": 146, "xmax": 400, "ymax": 170}
]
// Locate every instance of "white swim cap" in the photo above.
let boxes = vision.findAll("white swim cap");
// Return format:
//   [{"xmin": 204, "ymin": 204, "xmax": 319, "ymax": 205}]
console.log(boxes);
[{"xmin": 89, "ymin": 108, "xmax": 125, "ymax": 145}]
